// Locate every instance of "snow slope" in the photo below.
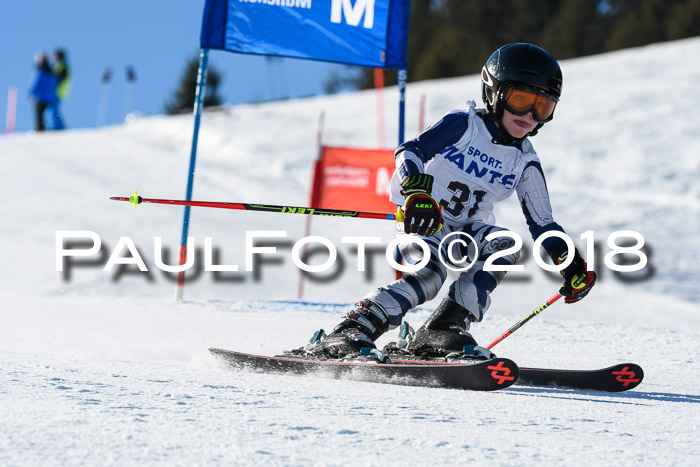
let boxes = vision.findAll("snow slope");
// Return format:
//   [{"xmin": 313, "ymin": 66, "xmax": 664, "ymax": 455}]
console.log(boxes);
[{"xmin": 1, "ymin": 38, "xmax": 699, "ymax": 465}]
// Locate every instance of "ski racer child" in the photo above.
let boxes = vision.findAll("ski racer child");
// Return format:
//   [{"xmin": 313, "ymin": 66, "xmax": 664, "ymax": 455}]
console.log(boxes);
[{"xmin": 306, "ymin": 43, "xmax": 597, "ymax": 360}]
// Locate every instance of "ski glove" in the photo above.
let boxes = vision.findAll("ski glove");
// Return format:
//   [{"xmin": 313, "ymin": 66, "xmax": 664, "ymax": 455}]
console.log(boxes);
[
  {"xmin": 399, "ymin": 174, "xmax": 442, "ymax": 237},
  {"xmin": 556, "ymin": 248, "xmax": 597, "ymax": 304}
]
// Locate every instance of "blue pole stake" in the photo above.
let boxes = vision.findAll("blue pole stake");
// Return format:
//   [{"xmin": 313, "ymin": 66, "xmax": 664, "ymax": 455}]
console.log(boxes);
[
  {"xmin": 176, "ymin": 48, "xmax": 210, "ymax": 301},
  {"xmin": 398, "ymin": 69, "xmax": 407, "ymax": 145}
]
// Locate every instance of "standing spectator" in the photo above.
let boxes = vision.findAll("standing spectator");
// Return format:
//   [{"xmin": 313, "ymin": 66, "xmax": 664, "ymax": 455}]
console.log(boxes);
[
  {"xmin": 29, "ymin": 52, "xmax": 58, "ymax": 132},
  {"xmin": 51, "ymin": 48, "xmax": 71, "ymax": 130}
]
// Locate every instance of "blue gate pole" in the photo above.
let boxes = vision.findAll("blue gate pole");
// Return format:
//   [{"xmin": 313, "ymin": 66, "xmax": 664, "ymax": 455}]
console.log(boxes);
[
  {"xmin": 397, "ymin": 69, "xmax": 407, "ymax": 145},
  {"xmin": 394, "ymin": 68, "xmax": 408, "ymax": 281},
  {"xmin": 175, "ymin": 48, "xmax": 210, "ymax": 301}
]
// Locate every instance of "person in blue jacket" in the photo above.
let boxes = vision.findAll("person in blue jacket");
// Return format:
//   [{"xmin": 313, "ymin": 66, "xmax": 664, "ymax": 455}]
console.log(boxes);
[{"xmin": 29, "ymin": 52, "xmax": 58, "ymax": 131}]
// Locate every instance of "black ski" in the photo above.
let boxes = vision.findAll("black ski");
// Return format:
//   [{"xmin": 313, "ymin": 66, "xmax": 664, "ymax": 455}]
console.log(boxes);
[
  {"xmin": 386, "ymin": 357, "xmax": 644, "ymax": 392},
  {"xmin": 516, "ymin": 363, "xmax": 644, "ymax": 392},
  {"xmin": 209, "ymin": 348, "xmax": 519, "ymax": 391}
]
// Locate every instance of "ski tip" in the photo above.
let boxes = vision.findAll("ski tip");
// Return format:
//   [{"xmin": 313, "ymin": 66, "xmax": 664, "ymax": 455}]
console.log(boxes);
[
  {"xmin": 517, "ymin": 362, "xmax": 644, "ymax": 392},
  {"xmin": 483, "ymin": 358, "xmax": 519, "ymax": 390},
  {"xmin": 610, "ymin": 363, "xmax": 644, "ymax": 391}
]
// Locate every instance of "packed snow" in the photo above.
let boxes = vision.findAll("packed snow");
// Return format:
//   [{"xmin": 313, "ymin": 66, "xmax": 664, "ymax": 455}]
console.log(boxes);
[{"xmin": 1, "ymin": 38, "xmax": 699, "ymax": 465}]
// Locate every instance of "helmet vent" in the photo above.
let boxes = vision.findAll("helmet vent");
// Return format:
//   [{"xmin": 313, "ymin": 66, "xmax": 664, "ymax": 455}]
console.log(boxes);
[{"xmin": 548, "ymin": 77, "xmax": 562, "ymax": 90}]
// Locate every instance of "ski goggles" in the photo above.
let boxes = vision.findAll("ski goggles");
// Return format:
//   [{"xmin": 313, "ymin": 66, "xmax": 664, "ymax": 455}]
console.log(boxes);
[{"xmin": 500, "ymin": 85, "xmax": 558, "ymax": 123}]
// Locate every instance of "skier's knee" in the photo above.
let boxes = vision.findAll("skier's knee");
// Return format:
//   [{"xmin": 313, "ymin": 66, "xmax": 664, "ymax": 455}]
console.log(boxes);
[{"xmin": 480, "ymin": 233, "xmax": 520, "ymax": 265}]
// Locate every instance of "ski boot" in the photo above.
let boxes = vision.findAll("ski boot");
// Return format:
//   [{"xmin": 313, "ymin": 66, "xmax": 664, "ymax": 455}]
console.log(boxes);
[
  {"xmin": 405, "ymin": 299, "xmax": 495, "ymax": 360},
  {"xmin": 382, "ymin": 321, "xmax": 416, "ymax": 356},
  {"xmin": 306, "ymin": 300, "xmax": 390, "ymax": 360}
]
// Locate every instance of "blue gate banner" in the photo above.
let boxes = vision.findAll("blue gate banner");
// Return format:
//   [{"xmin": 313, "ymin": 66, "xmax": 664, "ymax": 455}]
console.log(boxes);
[{"xmin": 201, "ymin": 0, "xmax": 411, "ymax": 69}]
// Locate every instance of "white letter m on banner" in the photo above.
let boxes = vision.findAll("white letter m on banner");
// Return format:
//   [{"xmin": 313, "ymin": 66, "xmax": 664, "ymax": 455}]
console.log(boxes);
[{"xmin": 331, "ymin": 0, "xmax": 375, "ymax": 29}]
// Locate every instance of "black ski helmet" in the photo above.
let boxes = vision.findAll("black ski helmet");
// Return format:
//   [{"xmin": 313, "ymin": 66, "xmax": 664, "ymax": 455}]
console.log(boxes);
[{"xmin": 481, "ymin": 43, "xmax": 562, "ymax": 140}]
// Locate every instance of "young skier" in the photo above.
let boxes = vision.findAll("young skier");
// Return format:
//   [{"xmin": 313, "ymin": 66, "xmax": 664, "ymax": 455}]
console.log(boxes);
[{"xmin": 307, "ymin": 43, "xmax": 596, "ymax": 360}]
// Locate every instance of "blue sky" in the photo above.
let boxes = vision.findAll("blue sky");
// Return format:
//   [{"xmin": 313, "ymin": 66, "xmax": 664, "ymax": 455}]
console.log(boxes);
[{"xmin": 0, "ymin": 1, "xmax": 345, "ymax": 133}]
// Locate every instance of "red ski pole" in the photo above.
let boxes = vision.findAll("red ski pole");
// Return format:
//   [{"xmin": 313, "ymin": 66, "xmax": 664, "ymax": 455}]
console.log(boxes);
[
  {"xmin": 485, "ymin": 292, "xmax": 563, "ymax": 350},
  {"xmin": 111, "ymin": 190, "xmax": 400, "ymax": 221}
]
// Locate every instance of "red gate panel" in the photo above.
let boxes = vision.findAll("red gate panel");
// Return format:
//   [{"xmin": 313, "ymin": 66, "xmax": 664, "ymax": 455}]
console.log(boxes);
[{"xmin": 310, "ymin": 146, "xmax": 395, "ymax": 213}]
